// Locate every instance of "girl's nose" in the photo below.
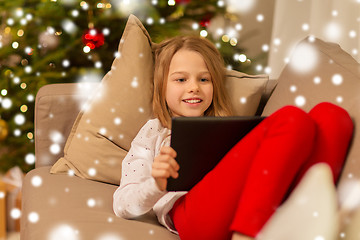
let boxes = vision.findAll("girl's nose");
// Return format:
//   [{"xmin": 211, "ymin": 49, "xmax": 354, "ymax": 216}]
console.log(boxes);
[{"xmin": 188, "ymin": 79, "xmax": 200, "ymax": 92}]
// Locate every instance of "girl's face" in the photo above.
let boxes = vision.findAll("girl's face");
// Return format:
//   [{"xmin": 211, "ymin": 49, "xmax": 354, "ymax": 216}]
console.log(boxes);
[{"xmin": 165, "ymin": 49, "xmax": 213, "ymax": 117}]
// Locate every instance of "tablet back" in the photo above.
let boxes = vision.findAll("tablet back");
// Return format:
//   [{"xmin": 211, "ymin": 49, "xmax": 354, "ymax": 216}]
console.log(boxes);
[{"xmin": 168, "ymin": 116, "xmax": 265, "ymax": 191}]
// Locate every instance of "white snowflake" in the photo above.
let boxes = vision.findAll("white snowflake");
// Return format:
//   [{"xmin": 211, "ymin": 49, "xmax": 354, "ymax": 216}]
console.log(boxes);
[
  {"xmin": 313, "ymin": 76, "xmax": 321, "ymax": 85},
  {"xmin": 14, "ymin": 114, "xmax": 25, "ymax": 125},
  {"xmin": 10, "ymin": 208, "xmax": 21, "ymax": 219},
  {"xmin": 28, "ymin": 212, "xmax": 39, "ymax": 223},
  {"xmin": 31, "ymin": 175, "xmax": 42, "ymax": 187},
  {"xmin": 88, "ymin": 168, "xmax": 97, "ymax": 177},
  {"xmin": 290, "ymin": 43, "xmax": 318, "ymax": 73},
  {"xmin": 68, "ymin": 170, "xmax": 75, "ymax": 176},
  {"xmin": 239, "ymin": 97, "xmax": 247, "ymax": 104},
  {"xmin": 50, "ymin": 143, "xmax": 61, "ymax": 155},
  {"xmin": 25, "ymin": 153, "xmax": 35, "ymax": 165},
  {"xmin": 295, "ymin": 95, "xmax": 306, "ymax": 107},
  {"xmin": 332, "ymin": 74, "xmax": 343, "ymax": 85},
  {"xmin": 290, "ymin": 85, "xmax": 297, "ymax": 93},
  {"xmin": 114, "ymin": 117, "xmax": 122, "ymax": 125},
  {"xmin": 336, "ymin": 96, "xmax": 343, "ymax": 103},
  {"xmin": 324, "ymin": 22, "xmax": 342, "ymax": 42},
  {"xmin": 87, "ymin": 198, "xmax": 96, "ymax": 208},
  {"xmin": 312, "ymin": 211, "xmax": 319, "ymax": 218},
  {"xmin": 99, "ymin": 127, "xmax": 107, "ymax": 135},
  {"xmin": 50, "ymin": 130, "xmax": 64, "ymax": 143},
  {"xmin": 48, "ymin": 224, "xmax": 79, "ymax": 240},
  {"xmin": 131, "ymin": 77, "xmax": 139, "ymax": 88}
]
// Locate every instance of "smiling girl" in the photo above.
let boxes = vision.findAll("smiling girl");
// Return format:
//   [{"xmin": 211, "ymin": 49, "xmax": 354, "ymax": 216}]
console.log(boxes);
[{"xmin": 113, "ymin": 36, "xmax": 353, "ymax": 240}]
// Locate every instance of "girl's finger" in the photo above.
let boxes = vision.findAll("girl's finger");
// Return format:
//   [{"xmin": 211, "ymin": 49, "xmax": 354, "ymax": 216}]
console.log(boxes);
[
  {"xmin": 152, "ymin": 161, "xmax": 179, "ymax": 179},
  {"xmin": 160, "ymin": 146, "xmax": 177, "ymax": 158}
]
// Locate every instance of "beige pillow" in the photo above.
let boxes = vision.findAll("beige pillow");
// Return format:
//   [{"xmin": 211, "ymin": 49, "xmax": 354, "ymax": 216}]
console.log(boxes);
[
  {"xmin": 262, "ymin": 37, "xmax": 360, "ymax": 232},
  {"xmin": 51, "ymin": 15, "xmax": 268, "ymax": 185},
  {"xmin": 226, "ymin": 69, "xmax": 268, "ymax": 116},
  {"xmin": 51, "ymin": 15, "xmax": 154, "ymax": 185},
  {"xmin": 258, "ymin": 163, "xmax": 338, "ymax": 240}
]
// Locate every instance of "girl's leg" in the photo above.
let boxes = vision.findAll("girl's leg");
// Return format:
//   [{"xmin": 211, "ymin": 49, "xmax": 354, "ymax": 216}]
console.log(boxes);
[
  {"xmin": 294, "ymin": 102, "xmax": 353, "ymax": 185},
  {"xmin": 229, "ymin": 103, "xmax": 353, "ymax": 236},
  {"xmin": 170, "ymin": 106, "xmax": 317, "ymax": 240}
]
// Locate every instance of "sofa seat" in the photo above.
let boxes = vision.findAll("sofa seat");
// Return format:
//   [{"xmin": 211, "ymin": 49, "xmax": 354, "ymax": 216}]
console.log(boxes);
[{"xmin": 21, "ymin": 166, "xmax": 180, "ymax": 240}]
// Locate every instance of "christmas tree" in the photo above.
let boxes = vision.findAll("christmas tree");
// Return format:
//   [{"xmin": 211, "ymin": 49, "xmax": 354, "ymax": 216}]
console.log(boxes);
[{"xmin": 0, "ymin": 0, "xmax": 265, "ymax": 173}]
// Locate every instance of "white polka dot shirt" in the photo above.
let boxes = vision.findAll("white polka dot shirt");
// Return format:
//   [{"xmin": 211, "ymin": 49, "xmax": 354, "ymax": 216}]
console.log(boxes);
[{"xmin": 113, "ymin": 119, "xmax": 187, "ymax": 233}]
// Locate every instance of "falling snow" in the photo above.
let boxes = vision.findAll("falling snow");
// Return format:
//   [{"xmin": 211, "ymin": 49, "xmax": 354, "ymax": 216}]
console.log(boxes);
[
  {"xmin": 31, "ymin": 175, "xmax": 42, "ymax": 187},
  {"xmin": 290, "ymin": 42, "xmax": 318, "ymax": 73},
  {"xmin": 295, "ymin": 95, "xmax": 306, "ymax": 107},
  {"xmin": 88, "ymin": 168, "xmax": 97, "ymax": 176},
  {"xmin": 332, "ymin": 74, "xmax": 343, "ymax": 85},
  {"xmin": 87, "ymin": 198, "xmax": 96, "ymax": 208},
  {"xmin": 290, "ymin": 85, "xmax": 297, "ymax": 93},
  {"xmin": 313, "ymin": 76, "xmax": 321, "ymax": 85},
  {"xmin": 48, "ymin": 224, "xmax": 79, "ymax": 240},
  {"xmin": 25, "ymin": 153, "xmax": 35, "ymax": 165},
  {"xmin": 131, "ymin": 77, "xmax": 139, "ymax": 88},
  {"xmin": 50, "ymin": 143, "xmax": 61, "ymax": 155},
  {"xmin": 240, "ymin": 97, "xmax": 247, "ymax": 104},
  {"xmin": 28, "ymin": 212, "xmax": 40, "ymax": 223},
  {"xmin": 8, "ymin": 1, "xmax": 360, "ymax": 239},
  {"xmin": 10, "ymin": 208, "xmax": 21, "ymax": 219},
  {"xmin": 114, "ymin": 117, "xmax": 122, "ymax": 125}
]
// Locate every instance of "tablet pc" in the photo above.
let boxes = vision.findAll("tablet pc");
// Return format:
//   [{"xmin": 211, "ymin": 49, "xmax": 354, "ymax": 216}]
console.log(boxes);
[{"xmin": 167, "ymin": 116, "xmax": 265, "ymax": 191}]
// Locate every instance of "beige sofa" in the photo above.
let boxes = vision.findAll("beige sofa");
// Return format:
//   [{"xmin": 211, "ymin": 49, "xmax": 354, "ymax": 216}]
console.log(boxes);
[
  {"xmin": 20, "ymin": 78, "xmax": 275, "ymax": 240},
  {"xmin": 20, "ymin": 16, "xmax": 360, "ymax": 240}
]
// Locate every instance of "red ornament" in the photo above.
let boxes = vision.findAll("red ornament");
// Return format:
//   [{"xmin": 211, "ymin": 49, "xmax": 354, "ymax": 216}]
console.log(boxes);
[
  {"xmin": 82, "ymin": 28, "xmax": 105, "ymax": 49},
  {"xmin": 200, "ymin": 17, "xmax": 211, "ymax": 27}
]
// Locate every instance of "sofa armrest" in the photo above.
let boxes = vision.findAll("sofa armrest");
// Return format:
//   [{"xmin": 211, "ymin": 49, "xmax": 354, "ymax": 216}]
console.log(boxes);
[{"xmin": 35, "ymin": 83, "xmax": 99, "ymax": 168}]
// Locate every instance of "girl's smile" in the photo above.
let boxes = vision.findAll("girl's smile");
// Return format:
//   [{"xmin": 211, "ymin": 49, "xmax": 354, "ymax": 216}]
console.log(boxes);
[
  {"xmin": 183, "ymin": 98, "xmax": 202, "ymax": 104},
  {"xmin": 165, "ymin": 49, "xmax": 213, "ymax": 117}
]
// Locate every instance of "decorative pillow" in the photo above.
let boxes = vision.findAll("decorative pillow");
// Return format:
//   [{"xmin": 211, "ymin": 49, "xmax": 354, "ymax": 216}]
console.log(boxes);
[
  {"xmin": 258, "ymin": 163, "xmax": 338, "ymax": 240},
  {"xmin": 261, "ymin": 37, "xmax": 360, "ymax": 232},
  {"xmin": 226, "ymin": 69, "xmax": 268, "ymax": 116},
  {"xmin": 51, "ymin": 14, "xmax": 268, "ymax": 185},
  {"xmin": 50, "ymin": 15, "xmax": 154, "ymax": 185}
]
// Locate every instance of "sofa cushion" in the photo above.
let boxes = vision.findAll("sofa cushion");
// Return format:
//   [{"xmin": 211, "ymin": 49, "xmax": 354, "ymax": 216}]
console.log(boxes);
[
  {"xmin": 50, "ymin": 15, "xmax": 155, "ymax": 185},
  {"xmin": 258, "ymin": 163, "xmax": 338, "ymax": 240},
  {"xmin": 226, "ymin": 69, "xmax": 268, "ymax": 116},
  {"xmin": 50, "ymin": 14, "xmax": 268, "ymax": 185},
  {"xmin": 21, "ymin": 167, "xmax": 180, "ymax": 240},
  {"xmin": 262, "ymin": 37, "xmax": 360, "ymax": 229}
]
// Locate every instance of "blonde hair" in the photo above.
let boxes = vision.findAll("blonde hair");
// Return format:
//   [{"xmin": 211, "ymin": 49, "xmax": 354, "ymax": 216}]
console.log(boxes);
[{"xmin": 152, "ymin": 36, "xmax": 233, "ymax": 128}]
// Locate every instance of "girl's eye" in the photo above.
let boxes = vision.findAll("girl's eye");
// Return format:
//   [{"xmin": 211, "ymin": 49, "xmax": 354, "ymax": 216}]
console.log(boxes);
[
  {"xmin": 200, "ymin": 78, "xmax": 210, "ymax": 82},
  {"xmin": 176, "ymin": 78, "xmax": 186, "ymax": 82}
]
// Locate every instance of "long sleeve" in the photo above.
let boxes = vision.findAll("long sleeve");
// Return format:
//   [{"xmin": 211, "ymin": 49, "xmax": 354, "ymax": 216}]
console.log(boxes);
[
  {"xmin": 113, "ymin": 119, "xmax": 186, "ymax": 233},
  {"xmin": 113, "ymin": 119, "xmax": 170, "ymax": 218}
]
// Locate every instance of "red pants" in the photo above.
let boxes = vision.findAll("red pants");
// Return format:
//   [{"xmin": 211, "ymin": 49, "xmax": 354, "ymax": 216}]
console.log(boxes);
[{"xmin": 169, "ymin": 102, "xmax": 353, "ymax": 240}]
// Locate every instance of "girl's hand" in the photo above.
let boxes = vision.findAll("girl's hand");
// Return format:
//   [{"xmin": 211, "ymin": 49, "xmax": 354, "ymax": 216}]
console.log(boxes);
[{"xmin": 152, "ymin": 146, "xmax": 180, "ymax": 191}]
